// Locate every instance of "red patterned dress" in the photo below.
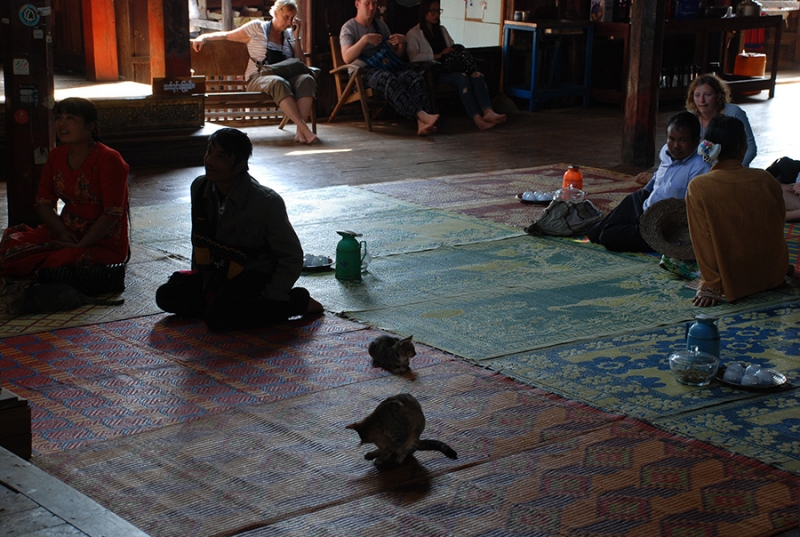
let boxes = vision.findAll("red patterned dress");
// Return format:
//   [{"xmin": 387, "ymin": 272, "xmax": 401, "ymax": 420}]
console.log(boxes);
[{"xmin": 0, "ymin": 143, "xmax": 130, "ymax": 278}]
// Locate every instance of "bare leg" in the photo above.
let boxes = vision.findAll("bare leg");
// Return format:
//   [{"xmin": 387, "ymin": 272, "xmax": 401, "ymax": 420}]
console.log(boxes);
[
  {"xmin": 279, "ymin": 96, "xmax": 317, "ymax": 144},
  {"xmin": 416, "ymin": 110, "xmax": 439, "ymax": 136},
  {"xmin": 297, "ymin": 96, "xmax": 313, "ymax": 125}
]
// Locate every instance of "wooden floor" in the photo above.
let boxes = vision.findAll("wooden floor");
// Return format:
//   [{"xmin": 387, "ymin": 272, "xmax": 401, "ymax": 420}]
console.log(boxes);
[{"xmin": 2, "ymin": 72, "xmax": 800, "ymax": 536}]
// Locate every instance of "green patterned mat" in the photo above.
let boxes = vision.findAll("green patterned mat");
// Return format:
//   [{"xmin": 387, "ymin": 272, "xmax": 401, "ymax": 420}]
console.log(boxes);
[{"xmin": 302, "ymin": 235, "xmax": 800, "ymax": 360}]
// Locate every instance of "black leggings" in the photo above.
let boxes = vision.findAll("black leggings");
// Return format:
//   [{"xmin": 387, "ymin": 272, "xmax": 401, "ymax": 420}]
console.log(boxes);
[{"xmin": 155, "ymin": 270, "xmax": 310, "ymax": 331}]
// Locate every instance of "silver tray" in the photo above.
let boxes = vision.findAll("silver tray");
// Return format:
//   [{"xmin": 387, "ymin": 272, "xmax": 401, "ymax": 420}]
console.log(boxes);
[{"xmin": 715, "ymin": 364, "xmax": 791, "ymax": 391}]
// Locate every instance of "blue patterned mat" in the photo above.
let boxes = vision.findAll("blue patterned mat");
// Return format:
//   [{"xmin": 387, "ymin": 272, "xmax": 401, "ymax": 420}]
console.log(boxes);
[{"xmin": 485, "ymin": 303, "xmax": 800, "ymax": 472}]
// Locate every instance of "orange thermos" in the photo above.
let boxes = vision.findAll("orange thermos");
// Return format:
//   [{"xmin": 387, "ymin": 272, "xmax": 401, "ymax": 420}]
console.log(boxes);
[{"xmin": 562, "ymin": 166, "xmax": 583, "ymax": 190}]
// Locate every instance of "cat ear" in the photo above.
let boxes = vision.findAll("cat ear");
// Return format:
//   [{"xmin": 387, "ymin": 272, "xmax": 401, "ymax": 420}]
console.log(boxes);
[
  {"xmin": 400, "ymin": 335, "xmax": 413, "ymax": 343},
  {"xmin": 345, "ymin": 422, "xmax": 357, "ymax": 429}
]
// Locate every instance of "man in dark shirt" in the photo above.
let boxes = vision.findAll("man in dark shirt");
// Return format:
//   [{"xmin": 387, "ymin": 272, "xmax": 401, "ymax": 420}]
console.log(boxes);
[{"xmin": 155, "ymin": 127, "xmax": 323, "ymax": 330}]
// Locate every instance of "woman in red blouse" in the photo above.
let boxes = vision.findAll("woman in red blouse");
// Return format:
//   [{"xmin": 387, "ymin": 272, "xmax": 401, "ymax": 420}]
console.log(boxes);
[{"xmin": 0, "ymin": 97, "xmax": 130, "ymax": 278}]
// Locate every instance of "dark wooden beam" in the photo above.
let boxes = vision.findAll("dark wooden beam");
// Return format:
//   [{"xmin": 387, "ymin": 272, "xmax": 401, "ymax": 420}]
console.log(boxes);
[
  {"xmin": 1, "ymin": 0, "xmax": 55, "ymax": 226},
  {"xmin": 621, "ymin": 0, "xmax": 666, "ymax": 168},
  {"xmin": 163, "ymin": 0, "xmax": 191, "ymax": 77}
]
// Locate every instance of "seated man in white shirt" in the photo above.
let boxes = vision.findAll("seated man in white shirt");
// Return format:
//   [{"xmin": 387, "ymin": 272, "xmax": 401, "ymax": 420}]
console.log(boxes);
[{"xmin": 588, "ymin": 111, "xmax": 711, "ymax": 252}]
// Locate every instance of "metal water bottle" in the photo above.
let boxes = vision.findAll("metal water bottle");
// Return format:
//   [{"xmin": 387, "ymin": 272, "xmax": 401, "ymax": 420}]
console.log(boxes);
[{"xmin": 335, "ymin": 230, "xmax": 366, "ymax": 281}]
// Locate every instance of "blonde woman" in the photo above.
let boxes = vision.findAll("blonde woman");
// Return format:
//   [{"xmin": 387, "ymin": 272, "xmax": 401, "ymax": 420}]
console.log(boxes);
[{"xmin": 192, "ymin": 0, "xmax": 317, "ymax": 144}]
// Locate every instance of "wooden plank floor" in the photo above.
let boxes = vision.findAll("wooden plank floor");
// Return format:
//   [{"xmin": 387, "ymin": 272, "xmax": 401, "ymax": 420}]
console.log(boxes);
[{"xmin": 2, "ymin": 72, "xmax": 800, "ymax": 536}]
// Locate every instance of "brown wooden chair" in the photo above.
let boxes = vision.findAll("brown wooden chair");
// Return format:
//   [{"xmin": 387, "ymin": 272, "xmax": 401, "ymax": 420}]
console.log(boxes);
[
  {"xmin": 328, "ymin": 35, "xmax": 385, "ymax": 131},
  {"xmin": 191, "ymin": 39, "xmax": 316, "ymax": 131}
]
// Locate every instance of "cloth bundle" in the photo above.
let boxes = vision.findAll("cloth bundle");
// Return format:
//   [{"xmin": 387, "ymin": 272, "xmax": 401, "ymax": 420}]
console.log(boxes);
[
  {"xmin": 525, "ymin": 199, "xmax": 604, "ymax": 237},
  {"xmin": 361, "ymin": 41, "xmax": 406, "ymax": 72}
]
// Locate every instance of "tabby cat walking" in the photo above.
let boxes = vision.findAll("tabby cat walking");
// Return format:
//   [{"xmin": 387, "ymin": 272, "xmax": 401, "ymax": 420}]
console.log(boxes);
[{"xmin": 346, "ymin": 393, "xmax": 457, "ymax": 467}]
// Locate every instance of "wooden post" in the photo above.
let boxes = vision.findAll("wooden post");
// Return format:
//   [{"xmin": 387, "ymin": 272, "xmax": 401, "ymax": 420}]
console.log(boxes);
[
  {"xmin": 148, "ymin": 0, "xmax": 165, "ymax": 80},
  {"xmin": 163, "ymin": 0, "xmax": 191, "ymax": 77},
  {"xmin": 1, "ymin": 0, "xmax": 55, "ymax": 226},
  {"xmin": 81, "ymin": 0, "xmax": 119, "ymax": 81},
  {"xmin": 621, "ymin": 0, "xmax": 666, "ymax": 168}
]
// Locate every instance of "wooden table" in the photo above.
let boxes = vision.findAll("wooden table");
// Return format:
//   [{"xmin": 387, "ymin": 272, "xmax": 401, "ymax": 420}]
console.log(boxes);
[
  {"xmin": 503, "ymin": 20, "xmax": 594, "ymax": 111},
  {"xmin": 592, "ymin": 15, "xmax": 783, "ymax": 105}
]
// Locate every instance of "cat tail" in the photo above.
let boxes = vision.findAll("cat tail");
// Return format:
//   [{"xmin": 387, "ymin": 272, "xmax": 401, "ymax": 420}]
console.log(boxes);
[{"xmin": 417, "ymin": 439, "xmax": 457, "ymax": 459}]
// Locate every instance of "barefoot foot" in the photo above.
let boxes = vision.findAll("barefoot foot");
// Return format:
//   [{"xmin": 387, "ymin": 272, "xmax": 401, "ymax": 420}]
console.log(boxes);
[
  {"xmin": 416, "ymin": 111, "xmax": 439, "ymax": 136},
  {"xmin": 483, "ymin": 109, "xmax": 507, "ymax": 124},
  {"xmin": 473, "ymin": 115, "xmax": 496, "ymax": 130}
]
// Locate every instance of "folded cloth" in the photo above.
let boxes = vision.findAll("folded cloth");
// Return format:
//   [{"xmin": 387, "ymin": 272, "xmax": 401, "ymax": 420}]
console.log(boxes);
[{"xmin": 37, "ymin": 264, "xmax": 126, "ymax": 296}]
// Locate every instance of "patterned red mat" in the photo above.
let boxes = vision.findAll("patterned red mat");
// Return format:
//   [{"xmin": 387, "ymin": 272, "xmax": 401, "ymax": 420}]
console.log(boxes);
[
  {"xmin": 0, "ymin": 313, "xmax": 453, "ymax": 454},
  {"xmin": 360, "ymin": 164, "xmax": 641, "ymax": 229},
  {"xmin": 33, "ymin": 359, "xmax": 799, "ymax": 537}
]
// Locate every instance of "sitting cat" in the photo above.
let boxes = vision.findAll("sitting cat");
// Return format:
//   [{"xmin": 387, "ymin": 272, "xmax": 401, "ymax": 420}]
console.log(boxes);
[
  {"xmin": 9, "ymin": 283, "xmax": 124, "ymax": 315},
  {"xmin": 368, "ymin": 334, "xmax": 415, "ymax": 374},
  {"xmin": 346, "ymin": 393, "xmax": 457, "ymax": 466}
]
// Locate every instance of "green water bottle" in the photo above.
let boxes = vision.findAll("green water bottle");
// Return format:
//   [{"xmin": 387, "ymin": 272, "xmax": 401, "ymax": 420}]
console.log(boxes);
[{"xmin": 335, "ymin": 230, "xmax": 366, "ymax": 281}]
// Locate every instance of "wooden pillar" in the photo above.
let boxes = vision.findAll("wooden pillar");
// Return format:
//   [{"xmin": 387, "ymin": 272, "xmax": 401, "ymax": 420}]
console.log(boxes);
[
  {"xmin": 163, "ymin": 0, "xmax": 191, "ymax": 77},
  {"xmin": 148, "ymin": 0, "xmax": 165, "ymax": 80},
  {"xmin": 81, "ymin": 0, "xmax": 118, "ymax": 81},
  {"xmin": 1, "ymin": 0, "xmax": 55, "ymax": 226},
  {"xmin": 621, "ymin": 0, "xmax": 666, "ymax": 168}
]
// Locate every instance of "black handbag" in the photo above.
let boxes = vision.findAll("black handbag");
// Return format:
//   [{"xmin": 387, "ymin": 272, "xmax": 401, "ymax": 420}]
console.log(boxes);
[
  {"xmin": 439, "ymin": 45, "xmax": 479, "ymax": 74},
  {"xmin": 38, "ymin": 263, "xmax": 126, "ymax": 296}
]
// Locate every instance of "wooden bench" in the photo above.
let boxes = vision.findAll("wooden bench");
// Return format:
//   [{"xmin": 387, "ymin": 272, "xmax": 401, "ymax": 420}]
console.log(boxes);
[{"xmin": 190, "ymin": 39, "xmax": 316, "ymax": 130}]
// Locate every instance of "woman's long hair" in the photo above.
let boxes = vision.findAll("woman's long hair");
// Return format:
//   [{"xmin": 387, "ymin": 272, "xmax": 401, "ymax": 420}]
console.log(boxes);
[{"xmin": 418, "ymin": 0, "xmax": 447, "ymax": 54}]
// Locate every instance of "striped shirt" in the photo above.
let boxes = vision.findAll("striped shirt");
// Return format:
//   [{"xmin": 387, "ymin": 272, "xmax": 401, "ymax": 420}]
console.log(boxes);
[{"xmin": 242, "ymin": 20, "xmax": 295, "ymax": 80}]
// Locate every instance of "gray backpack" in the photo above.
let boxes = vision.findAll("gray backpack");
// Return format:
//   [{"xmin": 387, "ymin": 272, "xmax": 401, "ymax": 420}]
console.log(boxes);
[{"xmin": 525, "ymin": 199, "xmax": 604, "ymax": 237}]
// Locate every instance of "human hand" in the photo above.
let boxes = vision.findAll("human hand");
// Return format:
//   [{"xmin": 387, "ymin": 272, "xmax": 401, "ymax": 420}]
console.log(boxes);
[
  {"xmin": 191, "ymin": 36, "xmax": 204, "ymax": 52},
  {"xmin": 441, "ymin": 46, "xmax": 455, "ymax": 55},
  {"xmin": 792, "ymin": 182, "xmax": 800, "ymax": 195},
  {"xmin": 363, "ymin": 33, "xmax": 384, "ymax": 46},
  {"xmin": 292, "ymin": 16, "xmax": 302, "ymax": 33},
  {"xmin": 387, "ymin": 33, "xmax": 406, "ymax": 46}
]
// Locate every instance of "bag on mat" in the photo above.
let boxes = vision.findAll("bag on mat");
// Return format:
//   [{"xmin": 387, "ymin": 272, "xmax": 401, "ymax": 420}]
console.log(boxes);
[
  {"xmin": 37, "ymin": 263, "xmax": 126, "ymax": 296},
  {"xmin": 525, "ymin": 199, "xmax": 604, "ymax": 237},
  {"xmin": 766, "ymin": 156, "xmax": 800, "ymax": 184}
]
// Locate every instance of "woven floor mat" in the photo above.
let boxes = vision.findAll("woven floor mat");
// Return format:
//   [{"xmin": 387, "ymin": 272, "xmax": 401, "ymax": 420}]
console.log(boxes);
[
  {"xmin": 358, "ymin": 164, "xmax": 641, "ymax": 229},
  {"xmin": 0, "ymin": 244, "xmax": 186, "ymax": 338},
  {"xmin": 0, "ymin": 313, "xmax": 454, "ymax": 455},
  {"xmin": 301, "ymin": 234, "xmax": 800, "ymax": 360},
  {"xmin": 484, "ymin": 302, "xmax": 800, "ymax": 473},
  {"xmin": 34, "ymin": 360, "xmax": 799, "ymax": 537}
]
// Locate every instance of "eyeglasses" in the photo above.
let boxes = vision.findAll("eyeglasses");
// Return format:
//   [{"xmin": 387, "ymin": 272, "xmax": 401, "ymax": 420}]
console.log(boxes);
[{"xmin": 429, "ymin": 9, "xmax": 443, "ymax": 14}]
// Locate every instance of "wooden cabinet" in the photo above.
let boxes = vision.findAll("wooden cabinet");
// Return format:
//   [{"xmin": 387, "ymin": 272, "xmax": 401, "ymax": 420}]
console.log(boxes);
[{"xmin": 591, "ymin": 15, "xmax": 783, "ymax": 105}]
